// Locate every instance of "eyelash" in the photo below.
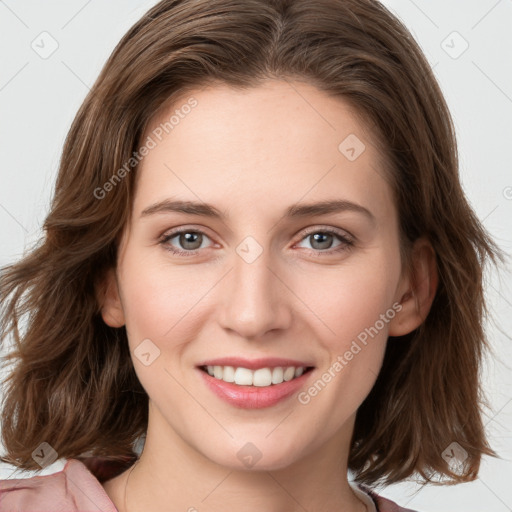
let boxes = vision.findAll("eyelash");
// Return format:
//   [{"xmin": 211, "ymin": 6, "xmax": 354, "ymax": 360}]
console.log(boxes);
[{"xmin": 159, "ymin": 226, "xmax": 354, "ymax": 258}]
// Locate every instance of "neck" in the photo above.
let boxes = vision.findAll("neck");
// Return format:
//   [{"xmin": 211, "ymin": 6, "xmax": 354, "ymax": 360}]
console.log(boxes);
[
  {"xmin": 114, "ymin": 416, "xmax": 366, "ymax": 512},
  {"xmin": 123, "ymin": 456, "xmax": 366, "ymax": 512}
]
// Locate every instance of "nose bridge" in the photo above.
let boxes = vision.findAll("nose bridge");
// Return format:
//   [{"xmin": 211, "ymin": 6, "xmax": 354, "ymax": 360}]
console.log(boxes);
[{"xmin": 218, "ymin": 237, "xmax": 291, "ymax": 339}]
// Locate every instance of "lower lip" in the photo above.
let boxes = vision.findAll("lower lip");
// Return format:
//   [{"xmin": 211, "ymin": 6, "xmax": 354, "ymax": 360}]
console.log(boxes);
[{"xmin": 198, "ymin": 368, "xmax": 314, "ymax": 409}]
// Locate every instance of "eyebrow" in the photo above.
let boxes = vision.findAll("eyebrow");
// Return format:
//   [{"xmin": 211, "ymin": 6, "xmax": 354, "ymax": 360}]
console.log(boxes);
[{"xmin": 140, "ymin": 198, "xmax": 376, "ymax": 224}]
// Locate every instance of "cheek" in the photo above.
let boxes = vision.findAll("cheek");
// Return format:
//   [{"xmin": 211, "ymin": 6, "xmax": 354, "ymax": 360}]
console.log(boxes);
[
  {"xmin": 117, "ymin": 258, "xmax": 216, "ymax": 400},
  {"xmin": 291, "ymin": 249, "xmax": 401, "ymax": 407},
  {"xmin": 295, "ymin": 255, "xmax": 400, "ymax": 348},
  {"xmin": 293, "ymin": 271, "xmax": 395, "ymax": 424},
  {"xmin": 118, "ymin": 254, "xmax": 191, "ymax": 337}
]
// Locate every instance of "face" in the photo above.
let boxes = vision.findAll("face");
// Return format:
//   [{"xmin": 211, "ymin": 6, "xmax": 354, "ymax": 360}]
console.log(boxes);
[{"xmin": 101, "ymin": 79, "xmax": 424, "ymax": 472}]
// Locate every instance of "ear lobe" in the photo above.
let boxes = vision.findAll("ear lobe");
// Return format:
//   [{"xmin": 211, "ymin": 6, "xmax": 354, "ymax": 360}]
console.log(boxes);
[
  {"xmin": 96, "ymin": 268, "xmax": 125, "ymax": 328},
  {"xmin": 388, "ymin": 237, "xmax": 438, "ymax": 337}
]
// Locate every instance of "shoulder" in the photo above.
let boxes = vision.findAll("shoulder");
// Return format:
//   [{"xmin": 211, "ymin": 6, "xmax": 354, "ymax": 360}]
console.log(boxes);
[
  {"xmin": 357, "ymin": 483, "xmax": 420, "ymax": 512},
  {"xmin": 0, "ymin": 459, "xmax": 117, "ymax": 512}
]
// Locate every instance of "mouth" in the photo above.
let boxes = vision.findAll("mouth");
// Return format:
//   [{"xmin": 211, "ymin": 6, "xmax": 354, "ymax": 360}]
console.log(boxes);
[
  {"xmin": 198, "ymin": 364, "xmax": 315, "ymax": 387},
  {"xmin": 196, "ymin": 361, "xmax": 316, "ymax": 409}
]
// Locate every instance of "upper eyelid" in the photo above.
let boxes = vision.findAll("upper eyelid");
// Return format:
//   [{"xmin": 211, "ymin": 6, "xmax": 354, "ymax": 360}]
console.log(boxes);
[
  {"xmin": 160, "ymin": 225, "xmax": 216, "ymax": 243},
  {"xmin": 298, "ymin": 225, "xmax": 354, "ymax": 240}
]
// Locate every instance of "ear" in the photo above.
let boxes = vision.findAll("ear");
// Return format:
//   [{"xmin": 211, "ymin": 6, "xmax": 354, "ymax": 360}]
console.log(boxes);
[
  {"xmin": 388, "ymin": 237, "xmax": 438, "ymax": 336},
  {"xmin": 96, "ymin": 267, "xmax": 125, "ymax": 328}
]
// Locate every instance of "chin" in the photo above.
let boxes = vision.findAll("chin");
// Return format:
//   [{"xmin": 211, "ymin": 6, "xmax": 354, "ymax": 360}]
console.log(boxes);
[{"xmin": 198, "ymin": 436, "xmax": 309, "ymax": 472}]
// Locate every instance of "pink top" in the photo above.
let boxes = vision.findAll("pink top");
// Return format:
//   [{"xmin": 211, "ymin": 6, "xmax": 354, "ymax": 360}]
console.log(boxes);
[{"xmin": 0, "ymin": 458, "xmax": 417, "ymax": 512}]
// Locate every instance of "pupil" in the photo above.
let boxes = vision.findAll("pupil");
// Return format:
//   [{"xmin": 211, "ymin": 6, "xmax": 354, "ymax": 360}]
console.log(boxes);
[
  {"xmin": 181, "ymin": 232, "xmax": 201, "ymax": 249},
  {"xmin": 312, "ymin": 233, "xmax": 332, "ymax": 250}
]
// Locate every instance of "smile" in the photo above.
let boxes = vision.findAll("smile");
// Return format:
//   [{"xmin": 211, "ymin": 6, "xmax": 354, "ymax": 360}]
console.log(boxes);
[
  {"xmin": 201, "ymin": 365, "xmax": 313, "ymax": 387},
  {"xmin": 197, "ymin": 362, "xmax": 315, "ymax": 409}
]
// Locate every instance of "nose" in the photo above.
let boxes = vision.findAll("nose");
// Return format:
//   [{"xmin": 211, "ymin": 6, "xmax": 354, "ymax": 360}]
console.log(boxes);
[{"xmin": 217, "ymin": 245, "xmax": 293, "ymax": 340}]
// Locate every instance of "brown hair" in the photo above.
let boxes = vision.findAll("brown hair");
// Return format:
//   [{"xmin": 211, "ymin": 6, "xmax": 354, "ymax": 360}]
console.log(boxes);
[{"xmin": 0, "ymin": 0, "xmax": 505, "ymax": 486}]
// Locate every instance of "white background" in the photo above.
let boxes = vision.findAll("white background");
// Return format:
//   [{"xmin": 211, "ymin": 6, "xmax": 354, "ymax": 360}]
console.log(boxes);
[{"xmin": 0, "ymin": 1, "xmax": 511, "ymax": 511}]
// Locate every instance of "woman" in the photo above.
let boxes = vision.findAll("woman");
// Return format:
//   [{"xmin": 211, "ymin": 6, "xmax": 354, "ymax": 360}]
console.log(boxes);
[{"xmin": 0, "ymin": 1, "xmax": 504, "ymax": 510}]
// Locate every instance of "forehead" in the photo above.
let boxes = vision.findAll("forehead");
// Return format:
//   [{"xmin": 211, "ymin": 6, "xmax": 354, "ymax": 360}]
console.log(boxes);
[{"xmin": 134, "ymin": 79, "xmax": 395, "ymax": 224}]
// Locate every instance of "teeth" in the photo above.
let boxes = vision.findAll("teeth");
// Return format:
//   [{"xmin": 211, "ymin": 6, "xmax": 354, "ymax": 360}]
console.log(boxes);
[
  {"xmin": 213, "ymin": 365, "xmax": 223, "ymax": 379},
  {"xmin": 234, "ymin": 367, "xmax": 253, "ymax": 385},
  {"xmin": 253, "ymin": 368, "xmax": 272, "ymax": 387},
  {"xmin": 204, "ymin": 365, "xmax": 308, "ymax": 387},
  {"xmin": 222, "ymin": 365, "xmax": 235, "ymax": 382},
  {"xmin": 283, "ymin": 367, "xmax": 295, "ymax": 381},
  {"xmin": 271, "ymin": 367, "xmax": 283, "ymax": 384}
]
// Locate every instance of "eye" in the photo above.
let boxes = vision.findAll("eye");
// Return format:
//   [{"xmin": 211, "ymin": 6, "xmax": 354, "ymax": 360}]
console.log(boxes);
[
  {"xmin": 294, "ymin": 227, "xmax": 354, "ymax": 256},
  {"xmin": 160, "ymin": 228, "xmax": 214, "ymax": 256},
  {"xmin": 159, "ymin": 226, "xmax": 354, "ymax": 257}
]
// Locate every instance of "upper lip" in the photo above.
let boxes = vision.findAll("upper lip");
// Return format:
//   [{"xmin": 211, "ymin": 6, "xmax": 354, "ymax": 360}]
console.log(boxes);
[{"xmin": 197, "ymin": 357, "xmax": 315, "ymax": 370}]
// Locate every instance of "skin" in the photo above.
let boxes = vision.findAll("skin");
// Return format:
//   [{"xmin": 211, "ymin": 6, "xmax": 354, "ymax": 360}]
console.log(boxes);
[{"xmin": 98, "ymin": 79, "xmax": 437, "ymax": 512}]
